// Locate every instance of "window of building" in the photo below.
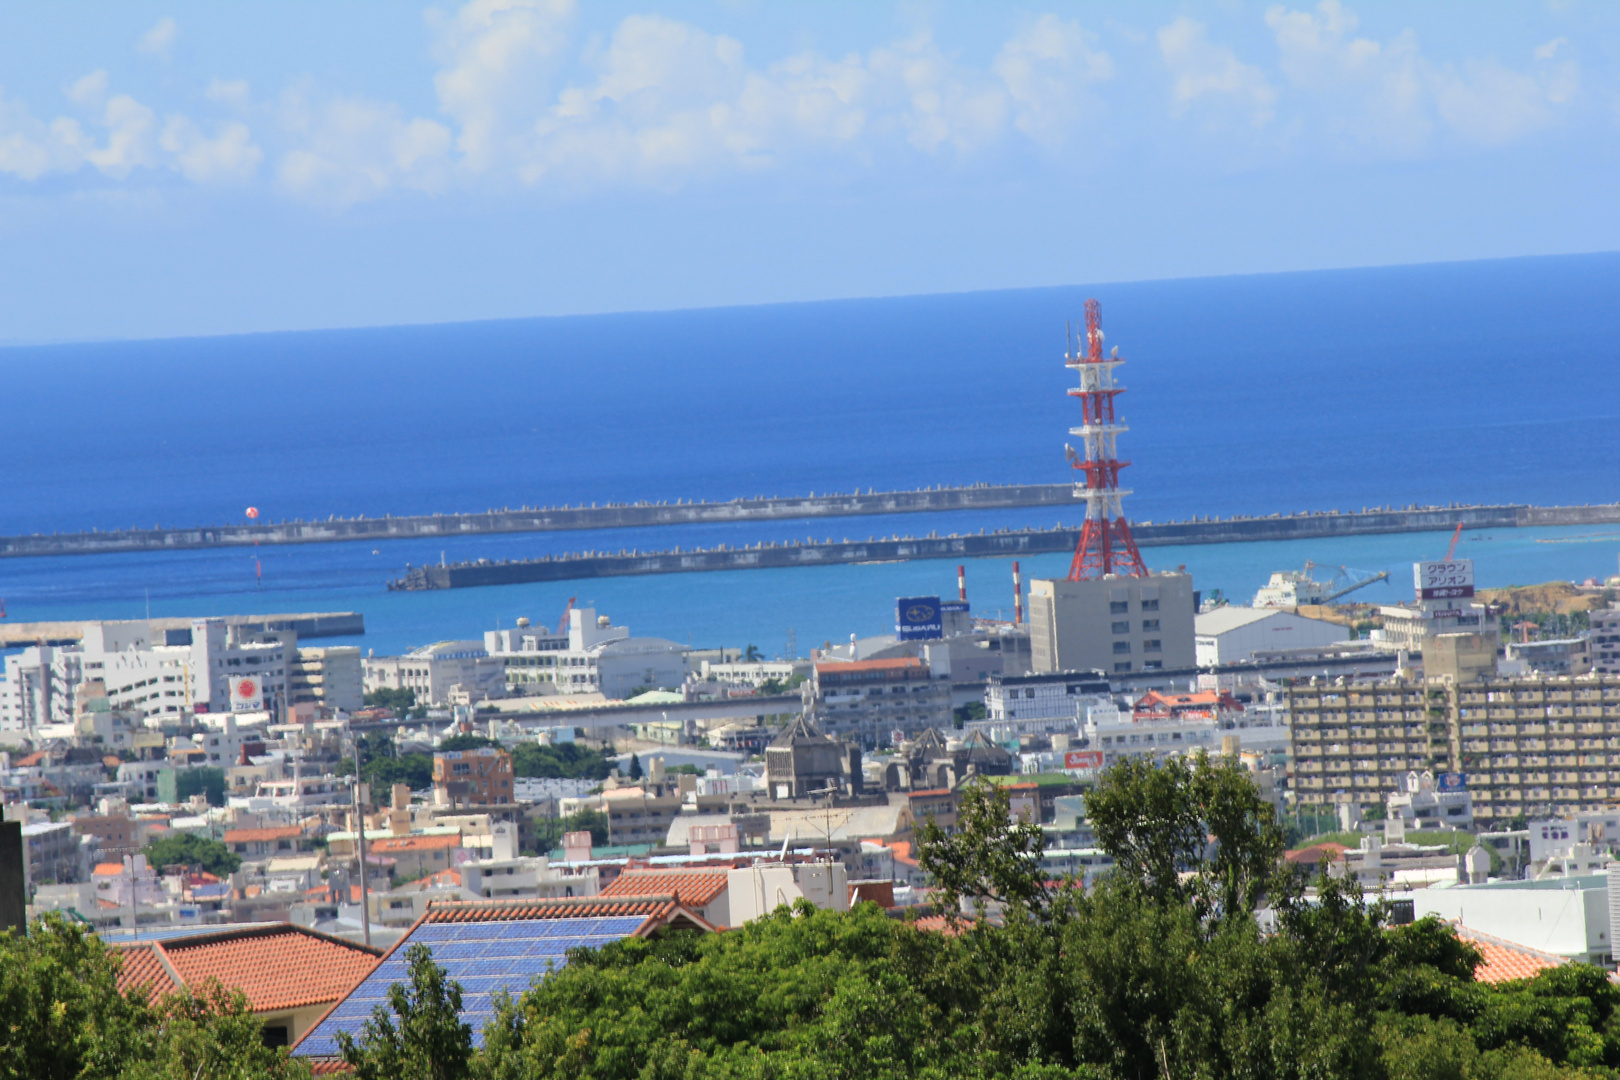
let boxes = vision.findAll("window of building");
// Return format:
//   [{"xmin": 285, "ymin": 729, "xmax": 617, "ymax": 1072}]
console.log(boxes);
[
  {"xmin": 1141, "ymin": 599, "xmax": 1160, "ymax": 611},
  {"xmin": 1112, "ymin": 641, "xmax": 1131, "ymax": 654},
  {"xmin": 1144, "ymin": 640, "xmax": 1162, "ymax": 653},
  {"xmin": 1144, "ymin": 661, "xmax": 1163, "ymax": 670},
  {"xmin": 1110, "ymin": 601, "xmax": 1129, "ymax": 614},
  {"xmin": 1142, "ymin": 619, "xmax": 1160, "ymax": 631},
  {"xmin": 1111, "ymin": 621, "xmax": 1130, "ymax": 634}
]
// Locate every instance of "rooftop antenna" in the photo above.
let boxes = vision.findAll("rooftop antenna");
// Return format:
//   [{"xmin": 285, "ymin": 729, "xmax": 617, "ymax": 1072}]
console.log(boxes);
[{"xmin": 1065, "ymin": 299, "xmax": 1149, "ymax": 580}]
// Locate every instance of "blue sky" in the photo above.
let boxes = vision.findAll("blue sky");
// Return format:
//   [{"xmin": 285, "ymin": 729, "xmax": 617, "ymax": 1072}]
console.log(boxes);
[{"xmin": 0, "ymin": 1, "xmax": 1615, "ymax": 342}]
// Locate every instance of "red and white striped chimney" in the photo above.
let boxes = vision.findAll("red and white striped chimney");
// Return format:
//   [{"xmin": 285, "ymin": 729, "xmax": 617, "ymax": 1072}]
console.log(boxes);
[
  {"xmin": 1012, "ymin": 561, "xmax": 1023, "ymax": 625},
  {"xmin": 957, "ymin": 564, "xmax": 967, "ymax": 602}
]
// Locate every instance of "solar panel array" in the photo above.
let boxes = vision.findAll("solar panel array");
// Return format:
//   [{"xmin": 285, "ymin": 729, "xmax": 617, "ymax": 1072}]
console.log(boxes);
[{"xmin": 296, "ymin": 915, "xmax": 650, "ymax": 1057}]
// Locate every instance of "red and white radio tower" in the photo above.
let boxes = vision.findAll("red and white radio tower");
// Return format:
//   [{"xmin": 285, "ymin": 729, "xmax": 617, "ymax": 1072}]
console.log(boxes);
[{"xmin": 1066, "ymin": 299, "xmax": 1149, "ymax": 581}]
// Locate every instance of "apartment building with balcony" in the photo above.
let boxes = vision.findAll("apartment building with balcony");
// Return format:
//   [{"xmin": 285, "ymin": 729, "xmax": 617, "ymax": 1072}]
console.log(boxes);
[{"xmin": 1288, "ymin": 672, "xmax": 1620, "ymax": 825}]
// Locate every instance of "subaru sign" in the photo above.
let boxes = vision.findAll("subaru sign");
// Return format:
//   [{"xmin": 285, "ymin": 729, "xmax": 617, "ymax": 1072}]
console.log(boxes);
[{"xmin": 896, "ymin": 596, "xmax": 944, "ymax": 641}]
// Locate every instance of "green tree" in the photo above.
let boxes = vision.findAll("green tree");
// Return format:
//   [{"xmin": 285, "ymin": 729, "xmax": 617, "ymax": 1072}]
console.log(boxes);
[
  {"xmin": 743, "ymin": 643, "xmax": 763, "ymax": 661},
  {"xmin": 627, "ymin": 754, "xmax": 642, "ymax": 781},
  {"xmin": 438, "ymin": 735, "xmax": 499, "ymax": 753},
  {"xmin": 337, "ymin": 943, "xmax": 473, "ymax": 1080},
  {"xmin": 363, "ymin": 687, "xmax": 417, "ymax": 714},
  {"xmin": 142, "ymin": 833, "xmax": 241, "ymax": 877},
  {"xmin": 916, "ymin": 779, "xmax": 1049, "ymax": 920},
  {"xmin": 1084, "ymin": 752, "xmax": 1284, "ymax": 917},
  {"xmin": 122, "ymin": 981, "xmax": 310, "ymax": 1080},
  {"xmin": 0, "ymin": 914, "xmax": 148, "ymax": 1080},
  {"xmin": 511, "ymin": 741, "xmax": 614, "ymax": 781}
]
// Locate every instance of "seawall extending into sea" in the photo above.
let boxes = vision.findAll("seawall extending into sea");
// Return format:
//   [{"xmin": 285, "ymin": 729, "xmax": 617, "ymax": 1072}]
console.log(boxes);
[
  {"xmin": 0, "ymin": 483, "xmax": 1075, "ymax": 559},
  {"xmin": 389, "ymin": 502, "xmax": 1620, "ymax": 590}
]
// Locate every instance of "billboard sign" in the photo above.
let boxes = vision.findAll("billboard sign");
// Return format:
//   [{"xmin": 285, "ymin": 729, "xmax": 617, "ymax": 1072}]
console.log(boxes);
[
  {"xmin": 896, "ymin": 596, "xmax": 944, "ymax": 641},
  {"xmin": 1437, "ymin": 772, "xmax": 1467, "ymax": 792},
  {"xmin": 230, "ymin": 675, "xmax": 263, "ymax": 712},
  {"xmin": 1414, "ymin": 559, "xmax": 1474, "ymax": 601},
  {"xmin": 1064, "ymin": 750, "xmax": 1104, "ymax": 771}
]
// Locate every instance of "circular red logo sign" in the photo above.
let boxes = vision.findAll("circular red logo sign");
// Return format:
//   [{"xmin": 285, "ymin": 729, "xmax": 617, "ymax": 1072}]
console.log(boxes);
[{"xmin": 236, "ymin": 678, "xmax": 257, "ymax": 699}]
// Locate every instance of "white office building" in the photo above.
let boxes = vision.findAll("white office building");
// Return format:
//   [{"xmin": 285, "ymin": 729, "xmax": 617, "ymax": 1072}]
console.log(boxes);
[
  {"xmin": 1194, "ymin": 607, "xmax": 1349, "ymax": 666},
  {"xmin": 484, "ymin": 608, "xmax": 688, "ymax": 700},
  {"xmin": 363, "ymin": 641, "xmax": 506, "ymax": 706},
  {"xmin": 0, "ymin": 619, "xmax": 289, "ymax": 731},
  {"xmin": 983, "ymin": 671, "xmax": 1112, "ymax": 734}
]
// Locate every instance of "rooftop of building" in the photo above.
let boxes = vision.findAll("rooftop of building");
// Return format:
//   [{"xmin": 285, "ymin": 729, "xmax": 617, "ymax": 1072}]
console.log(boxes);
[
  {"xmin": 292, "ymin": 896, "xmax": 713, "ymax": 1060},
  {"xmin": 223, "ymin": 826, "xmax": 305, "ymax": 843},
  {"xmin": 600, "ymin": 868, "xmax": 731, "ymax": 910},
  {"xmin": 112, "ymin": 923, "xmax": 382, "ymax": 1014},
  {"xmin": 1453, "ymin": 926, "xmax": 1568, "ymax": 983},
  {"xmin": 814, "ymin": 657, "xmax": 926, "ymax": 676},
  {"xmin": 1195, "ymin": 606, "xmax": 1342, "ymax": 634}
]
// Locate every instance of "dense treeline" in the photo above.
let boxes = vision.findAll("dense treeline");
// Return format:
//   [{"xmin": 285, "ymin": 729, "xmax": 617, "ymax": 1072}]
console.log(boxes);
[{"xmin": 9, "ymin": 754, "xmax": 1620, "ymax": 1079}]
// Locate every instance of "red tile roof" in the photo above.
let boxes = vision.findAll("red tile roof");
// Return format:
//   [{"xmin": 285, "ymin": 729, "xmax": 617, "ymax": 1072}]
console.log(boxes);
[
  {"xmin": 1453, "ymin": 926, "xmax": 1567, "ymax": 984},
  {"xmin": 908, "ymin": 789, "xmax": 952, "ymax": 799},
  {"xmin": 114, "ymin": 942, "xmax": 179, "ymax": 999},
  {"xmin": 93, "ymin": 862, "xmax": 125, "ymax": 877},
  {"xmin": 223, "ymin": 826, "xmax": 303, "ymax": 844},
  {"xmin": 113, "ymin": 925, "xmax": 381, "ymax": 1013},
  {"xmin": 601, "ymin": 869, "xmax": 729, "ymax": 909},
  {"xmin": 370, "ymin": 834, "xmax": 460, "ymax": 853},
  {"xmin": 1284, "ymin": 842, "xmax": 1347, "ymax": 865}
]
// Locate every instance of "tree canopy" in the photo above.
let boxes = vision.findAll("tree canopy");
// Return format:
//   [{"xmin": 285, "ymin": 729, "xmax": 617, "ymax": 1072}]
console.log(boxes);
[{"xmin": 142, "ymin": 833, "xmax": 241, "ymax": 877}]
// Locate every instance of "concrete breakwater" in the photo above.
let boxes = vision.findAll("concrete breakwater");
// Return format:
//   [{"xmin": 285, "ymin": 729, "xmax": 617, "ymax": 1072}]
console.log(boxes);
[
  {"xmin": 0, "ymin": 483, "xmax": 1076, "ymax": 559},
  {"xmin": 388, "ymin": 502, "xmax": 1620, "ymax": 590}
]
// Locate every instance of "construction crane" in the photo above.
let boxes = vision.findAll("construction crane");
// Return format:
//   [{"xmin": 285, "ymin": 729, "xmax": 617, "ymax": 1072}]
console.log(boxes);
[
  {"xmin": 1322, "ymin": 570, "xmax": 1390, "ymax": 603},
  {"xmin": 1443, "ymin": 522, "xmax": 1464, "ymax": 561},
  {"xmin": 556, "ymin": 597, "xmax": 576, "ymax": 635}
]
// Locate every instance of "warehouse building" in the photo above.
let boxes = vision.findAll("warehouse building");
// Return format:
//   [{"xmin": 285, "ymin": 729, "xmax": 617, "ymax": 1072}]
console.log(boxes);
[{"xmin": 1194, "ymin": 607, "xmax": 1348, "ymax": 666}]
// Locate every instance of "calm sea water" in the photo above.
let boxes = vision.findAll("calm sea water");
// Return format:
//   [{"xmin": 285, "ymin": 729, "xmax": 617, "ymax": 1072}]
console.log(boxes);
[{"xmin": 2, "ymin": 253, "xmax": 1618, "ymax": 655}]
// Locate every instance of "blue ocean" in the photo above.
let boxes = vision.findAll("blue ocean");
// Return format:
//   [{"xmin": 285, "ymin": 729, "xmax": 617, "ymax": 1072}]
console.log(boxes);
[{"xmin": 3, "ymin": 252, "xmax": 1619, "ymax": 656}]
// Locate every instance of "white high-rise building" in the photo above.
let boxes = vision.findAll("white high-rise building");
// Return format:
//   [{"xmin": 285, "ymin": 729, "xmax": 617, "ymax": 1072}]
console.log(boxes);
[
  {"xmin": 483, "ymin": 608, "xmax": 688, "ymax": 699},
  {"xmin": 0, "ymin": 619, "xmax": 289, "ymax": 732}
]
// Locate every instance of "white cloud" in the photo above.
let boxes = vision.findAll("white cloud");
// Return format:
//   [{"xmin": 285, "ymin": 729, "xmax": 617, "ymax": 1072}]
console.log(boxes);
[
  {"xmin": 993, "ymin": 15, "xmax": 1114, "ymax": 146},
  {"xmin": 67, "ymin": 70, "xmax": 110, "ymax": 107},
  {"xmin": 137, "ymin": 17, "xmax": 179, "ymax": 61},
  {"xmin": 1158, "ymin": 16, "xmax": 1277, "ymax": 127},
  {"xmin": 1263, "ymin": 1, "xmax": 1576, "ymax": 152},
  {"xmin": 160, "ymin": 117, "xmax": 262, "ymax": 182},
  {"xmin": 277, "ymin": 86, "xmax": 453, "ymax": 205},
  {"xmin": 430, "ymin": 0, "xmax": 575, "ymax": 173},
  {"xmin": 206, "ymin": 79, "xmax": 252, "ymax": 106}
]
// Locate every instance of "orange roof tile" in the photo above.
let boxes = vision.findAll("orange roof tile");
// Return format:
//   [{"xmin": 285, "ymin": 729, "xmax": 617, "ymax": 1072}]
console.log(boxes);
[
  {"xmin": 93, "ymin": 862, "xmax": 124, "ymax": 876},
  {"xmin": 223, "ymin": 826, "xmax": 303, "ymax": 844},
  {"xmin": 114, "ymin": 944, "xmax": 179, "ymax": 1000},
  {"xmin": 369, "ymin": 834, "xmax": 460, "ymax": 853},
  {"xmin": 815, "ymin": 657, "xmax": 925, "ymax": 675},
  {"xmin": 113, "ymin": 926, "xmax": 381, "ymax": 1013},
  {"xmin": 908, "ymin": 789, "xmax": 952, "ymax": 799},
  {"xmin": 601, "ymin": 869, "xmax": 729, "ymax": 909},
  {"xmin": 1284, "ymin": 842, "xmax": 1347, "ymax": 865},
  {"xmin": 1453, "ymin": 926, "xmax": 1567, "ymax": 984}
]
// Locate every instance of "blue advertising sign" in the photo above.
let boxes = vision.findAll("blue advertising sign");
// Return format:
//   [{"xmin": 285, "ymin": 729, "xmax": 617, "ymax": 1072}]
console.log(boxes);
[
  {"xmin": 1437, "ymin": 772, "xmax": 1467, "ymax": 792},
  {"xmin": 896, "ymin": 596, "xmax": 944, "ymax": 641}
]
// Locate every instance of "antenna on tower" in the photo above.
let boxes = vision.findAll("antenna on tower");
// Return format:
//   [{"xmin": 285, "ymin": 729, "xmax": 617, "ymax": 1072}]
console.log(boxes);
[{"xmin": 1065, "ymin": 298, "xmax": 1149, "ymax": 581}]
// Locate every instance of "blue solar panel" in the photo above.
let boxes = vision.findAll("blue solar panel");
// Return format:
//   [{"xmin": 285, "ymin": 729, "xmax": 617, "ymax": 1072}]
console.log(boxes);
[{"xmin": 295, "ymin": 914, "xmax": 652, "ymax": 1058}]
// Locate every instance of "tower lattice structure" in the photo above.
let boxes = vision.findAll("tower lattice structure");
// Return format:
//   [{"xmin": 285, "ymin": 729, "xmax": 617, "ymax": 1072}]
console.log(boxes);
[{"xmin": 1066, "ymin": 299, "xmax": 1149, "ymax": 581}]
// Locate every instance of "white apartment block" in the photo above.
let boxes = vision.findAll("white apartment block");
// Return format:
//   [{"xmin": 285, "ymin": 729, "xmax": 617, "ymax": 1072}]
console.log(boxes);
[
  {"xmin": 0, "ymin": 619, "xmax": 289, "ymax": 732},
  {"xmin": 983, "ymin": 671, "xmax": 1112, "ymax": 732},
  {"xmin": 1087, "ymin": 701, "xmax": 1220, "ymax": 764},
  {"xmin": 290, "ymin": 647, "xmax": 363, "ymax": 713},
  {"xmin": 363, "ymin": 641, "xmax": 506, "ymax": 706},
  {"xmin": 483, "ymin": 608, "xmax": 688, "ymax": 699}
]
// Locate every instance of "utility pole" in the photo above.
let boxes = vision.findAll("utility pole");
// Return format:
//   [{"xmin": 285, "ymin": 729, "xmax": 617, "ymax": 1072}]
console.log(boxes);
[{"xmin": 354, "ymin": 737, "xmax": 371, "ymax": 948}]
